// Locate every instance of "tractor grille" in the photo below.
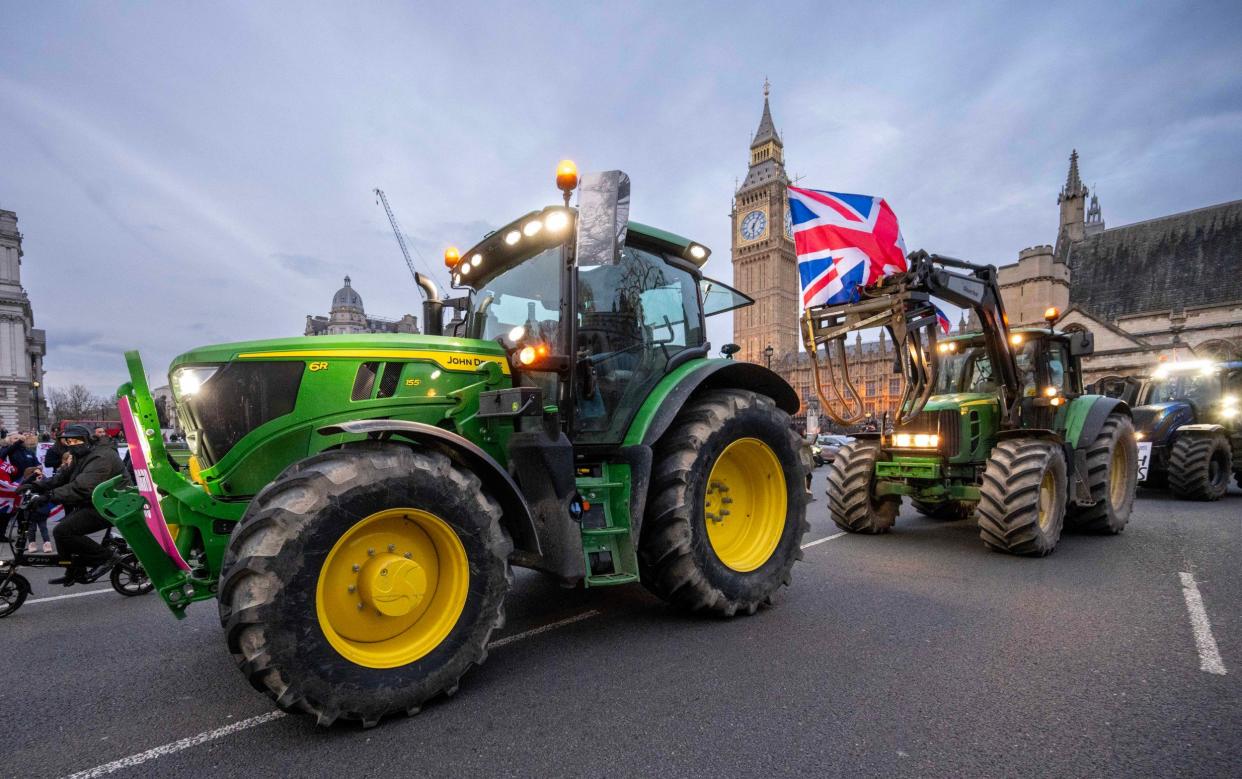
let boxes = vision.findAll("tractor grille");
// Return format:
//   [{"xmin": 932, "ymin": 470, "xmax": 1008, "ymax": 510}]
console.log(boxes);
[{"xmin": 896, "ymin": 409, "xmax": 961, "ymax": 456}]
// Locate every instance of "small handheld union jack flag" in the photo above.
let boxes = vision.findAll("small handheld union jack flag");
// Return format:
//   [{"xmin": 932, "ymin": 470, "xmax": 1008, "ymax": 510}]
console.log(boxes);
[{"xmin": 790, "ymin": 186, "xmax": 907, "ymax": 309}]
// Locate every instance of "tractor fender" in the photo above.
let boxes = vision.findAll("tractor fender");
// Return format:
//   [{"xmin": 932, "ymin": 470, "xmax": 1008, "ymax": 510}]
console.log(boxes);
[
  {"xmin": 1065, "ymin": 396, "xmax": 1130, "ymax": 450},
  {"xmin": 318, "ymin": 419, "xmax": 540, "ymax": 556},
  {"xmin": 624, "ymin": 358, "xmax": 800, "ymax": 448},
  {"xmin": 1172, "ymin": 423, "xmax": 1228, "ymax": 437}
]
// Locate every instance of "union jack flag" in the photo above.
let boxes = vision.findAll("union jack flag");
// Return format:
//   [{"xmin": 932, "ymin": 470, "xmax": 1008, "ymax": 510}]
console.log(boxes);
[{"xmin": 790, "ymin": 186, "xmax": 907, "ymax": 309}]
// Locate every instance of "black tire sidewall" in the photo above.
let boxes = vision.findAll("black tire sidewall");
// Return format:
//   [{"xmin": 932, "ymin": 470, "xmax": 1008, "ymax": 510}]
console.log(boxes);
[
  {"xmin": 684, "ymin": 403, "xmax": 805, "ymax": 603},
  {"xmin": 225, "ymin": 448, "xmax": 509, "ymax": 718}
]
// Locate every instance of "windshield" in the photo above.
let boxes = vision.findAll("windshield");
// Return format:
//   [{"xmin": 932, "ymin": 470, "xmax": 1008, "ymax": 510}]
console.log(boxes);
[
  {"xmin": 934, "ymin": 340, "xmax": 1039, "ymax": 396},
  {"xmin": 1141, "ymin": 373, "xmax": 1220, "ymax": 406},
  {"xmin": 466, "ymin": 246, "xmax": 563, "ymax": 346}
]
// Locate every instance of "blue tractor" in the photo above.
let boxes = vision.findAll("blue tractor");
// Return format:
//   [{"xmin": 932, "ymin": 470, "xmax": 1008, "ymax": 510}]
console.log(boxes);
[{"xmin": 1131, "ymin": 359, "xmax": 1242, "ymax": 500}]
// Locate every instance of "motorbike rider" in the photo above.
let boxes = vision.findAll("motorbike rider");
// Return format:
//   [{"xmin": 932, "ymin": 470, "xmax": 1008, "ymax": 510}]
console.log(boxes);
[{"xmin": 24, "ymin": 424, "xmax": 127, "ymax": 585}]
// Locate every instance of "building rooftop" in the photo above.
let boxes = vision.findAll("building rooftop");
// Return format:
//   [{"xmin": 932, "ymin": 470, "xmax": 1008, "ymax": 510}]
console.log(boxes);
[{"xmin": 1065, "ymin": 199, "xmax": 1242, "ymax": 321}]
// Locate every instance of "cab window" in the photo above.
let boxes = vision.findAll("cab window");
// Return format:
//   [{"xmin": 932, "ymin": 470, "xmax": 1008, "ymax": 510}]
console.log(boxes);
[{"xmin": 575, "ymin": 246, "xmax": 704, "ymax": 443}]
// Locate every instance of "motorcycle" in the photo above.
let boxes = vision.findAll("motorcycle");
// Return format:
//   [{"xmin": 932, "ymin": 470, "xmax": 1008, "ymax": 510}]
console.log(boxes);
[{"xmin": 0, "ymin": 495, "xmax": 152, "ymax": 618}]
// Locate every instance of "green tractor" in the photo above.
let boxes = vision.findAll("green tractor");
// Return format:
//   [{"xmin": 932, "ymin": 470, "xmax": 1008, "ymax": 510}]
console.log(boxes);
[
  {"xmin": 93, "ymin": 166, "xmax": 810, "ymax": 726},
  {"xmin": 806, "ymin": 251, "xmax": 1138, "ymax": 555}
]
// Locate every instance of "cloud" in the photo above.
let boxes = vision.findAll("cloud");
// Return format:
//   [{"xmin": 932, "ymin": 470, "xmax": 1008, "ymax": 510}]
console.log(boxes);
[
  {"xmin": 273, "ymin": 252, "xmax": 332, "ymax": 278},
  {"xmin": 0, "ymin": 1, "xmax": 1238, "ymax": 395}
]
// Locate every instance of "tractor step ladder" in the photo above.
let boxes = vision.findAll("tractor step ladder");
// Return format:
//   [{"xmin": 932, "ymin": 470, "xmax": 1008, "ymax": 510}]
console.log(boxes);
[{"xmin": 576, "ymin": 464, "xmax": 639, "ymax": 586}]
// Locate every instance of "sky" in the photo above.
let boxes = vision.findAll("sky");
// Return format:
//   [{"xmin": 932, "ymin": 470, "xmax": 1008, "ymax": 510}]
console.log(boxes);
[{"xmin": 2, "ymin": 0, "xmax": 1240, "ymax": 396}]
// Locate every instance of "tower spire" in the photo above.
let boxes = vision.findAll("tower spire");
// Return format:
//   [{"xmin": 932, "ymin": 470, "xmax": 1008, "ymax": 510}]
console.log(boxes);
[
  {"xmin": 751, "ymin": 80, "xmax": 781, "ymax": 148},
  {"xmin": 1059, "ymin": 149, "xmax": 1087, "ymax": 202}
]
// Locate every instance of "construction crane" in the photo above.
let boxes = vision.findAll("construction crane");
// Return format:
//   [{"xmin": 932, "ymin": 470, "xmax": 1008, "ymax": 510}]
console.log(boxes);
[{"xmin": 374, "ymin": 187, "xmax": 431, "ymax": 289}]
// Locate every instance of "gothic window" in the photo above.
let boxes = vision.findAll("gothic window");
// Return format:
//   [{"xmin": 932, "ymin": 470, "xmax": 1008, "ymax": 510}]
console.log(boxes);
[
  {"xmin": 865, "ymin": 380, "xmax": 877, "ymax": 397},
  {"xmin": 889, "ymin": 378, "xmax": 901, "ymax": 395}
]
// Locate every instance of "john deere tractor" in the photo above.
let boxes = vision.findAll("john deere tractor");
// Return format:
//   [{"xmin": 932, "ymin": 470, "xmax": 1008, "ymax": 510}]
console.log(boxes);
[
  {"xmin": 93, "ymin": 166, "xmax": 809, "ymax": 726},
  {"xmin": 1131, "ymin": 359, "xmax": 1242, "ymax": 500},
  {"xmin": 807, "ymin": 251, "xmax": 1138, "ymax": 556}
]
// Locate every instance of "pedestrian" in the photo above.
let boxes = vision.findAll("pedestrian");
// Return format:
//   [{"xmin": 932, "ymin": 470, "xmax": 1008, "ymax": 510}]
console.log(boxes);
[
  {"xmin": 25, "ymin": 425, "xmax": 126, "ymax": 585},
  {"xmin": 20, "ymin": 465, "xmax": 52, "ymax": 553},
  {"xmin": 2, "ymin": 431, "xmax": 42, "ymax": 474},
  {"xmin": 43, "ymin": 435, "xmax": 66, "ymax": 472}
]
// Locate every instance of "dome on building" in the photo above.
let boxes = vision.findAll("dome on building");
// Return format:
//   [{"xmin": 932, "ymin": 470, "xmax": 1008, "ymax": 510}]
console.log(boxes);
[{"xmin": 331, "ymin": 276, "xmax": 364, "ymax": 312}]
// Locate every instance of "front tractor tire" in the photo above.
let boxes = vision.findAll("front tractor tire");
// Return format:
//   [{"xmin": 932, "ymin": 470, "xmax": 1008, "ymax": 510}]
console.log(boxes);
[
  {"xmin": 977, "ymin": 439, "xmax": 1067, "ymax": 556},
  {"xmin": 827, "ymin": 441, "xmax": 900, "ymax": 534},
  {"xmin": 1167, "ymin": 431, "xmax": 1232, "ymax": 501},
  {"xmin": 1067, "ymin": 413, "xmax": 1138, "ymax": 533},
  {"xmin": 640, "ymin": 389, "xmax": 809, "ymax": 617},
  {"xmin": 218, "ymin": 443, "xmax": 511, "ymax": 727}
]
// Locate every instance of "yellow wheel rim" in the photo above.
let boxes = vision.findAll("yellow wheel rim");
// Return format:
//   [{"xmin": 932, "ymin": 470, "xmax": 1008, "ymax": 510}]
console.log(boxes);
[
  {"xmin": 315, "ymin": 508, "xmax": 469, "ymax": 669},
  {"xmin": 1037, "ymin": 469, "xmax": 1056, "ymax": 531},
  {"xmin": 703, "ymin": 437, "xmax": 788, "ymax": 572},
  {"xmin": 1109, "ymin": 442, "xmax": 1130, "ymax": 507}
]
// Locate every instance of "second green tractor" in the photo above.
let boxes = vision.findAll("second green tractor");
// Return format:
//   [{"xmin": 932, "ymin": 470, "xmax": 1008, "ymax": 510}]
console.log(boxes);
[{"xmin": 809, "ymin": 251, "xmax": 1138, "ymax": 556}]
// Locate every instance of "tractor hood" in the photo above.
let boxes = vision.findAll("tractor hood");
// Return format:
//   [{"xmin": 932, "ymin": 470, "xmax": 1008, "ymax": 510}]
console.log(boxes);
[
  {"xmin": 169, "ymin": 333, "xmax": 510, "ymax": 375},
  {"xmin": 1131, "ymin": 401, "xmax": 1195, "ymax": 445},
  {"xmin": 924, "ymin": 392, "xmax": 998, "ymax": 412}
]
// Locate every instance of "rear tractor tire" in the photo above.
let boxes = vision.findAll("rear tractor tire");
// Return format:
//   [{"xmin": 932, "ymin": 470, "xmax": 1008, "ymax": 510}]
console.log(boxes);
[
  {"xmin": 640, "ymin": 389, "xmax": 809, "ymax": 617},
  {"xmin": 827, "ymin": 441, "xmax": 900, "ymax": 534},
  {"xmin": 1167, "ymin": 432, "xmax": 1232, "ymax": 501},
  {"xmin": 977, "ymin": 439, "xmax": 1067, "ymax": 556},
  {"xmin": 1067, "ymin": 413, "xmax": 1138, "ymax": 533},
  {"xmin": 219, "ymin": 442, "xmax": 512, "ymax": 727}
]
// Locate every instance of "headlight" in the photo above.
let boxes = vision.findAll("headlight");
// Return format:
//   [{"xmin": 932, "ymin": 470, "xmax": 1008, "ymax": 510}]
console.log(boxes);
[
  {"xmin": 893, "ymin": 433, "xmax": 940, "ymax": 448},
  {"xmin": 173, "ymin": 366, "xmax": 219, "ymax": 398}
]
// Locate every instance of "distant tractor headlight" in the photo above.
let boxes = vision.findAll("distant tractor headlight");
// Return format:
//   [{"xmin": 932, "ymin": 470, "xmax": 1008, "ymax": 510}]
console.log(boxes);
[
  {"xmin": 893, "ymin": 433, "xmax": 939, "ymax": 449},
  {"xmin": 173, "ymin": 366, "xmax": 219, "ymax": 399}
]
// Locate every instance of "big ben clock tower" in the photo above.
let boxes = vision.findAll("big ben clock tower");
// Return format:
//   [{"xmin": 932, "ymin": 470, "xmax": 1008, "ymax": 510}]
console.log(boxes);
[{"xmin": 731, "ymin": 81, "xmax": 799, "ymax": 366}]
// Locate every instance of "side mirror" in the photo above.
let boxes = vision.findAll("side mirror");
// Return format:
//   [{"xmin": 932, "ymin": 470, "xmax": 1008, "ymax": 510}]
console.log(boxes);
[
  {"xmin": 1068, "ymin": 330, "xmax": 1094, "ymax": 357},
  {"xmin": 721, "ymin": 343, "xmax": 741, "ymax": 360}
]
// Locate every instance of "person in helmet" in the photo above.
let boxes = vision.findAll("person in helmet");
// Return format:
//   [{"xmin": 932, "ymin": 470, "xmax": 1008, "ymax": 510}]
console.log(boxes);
[{"xmin": 24, "ymin": 424, "xmax": 127, "ymax": 585}]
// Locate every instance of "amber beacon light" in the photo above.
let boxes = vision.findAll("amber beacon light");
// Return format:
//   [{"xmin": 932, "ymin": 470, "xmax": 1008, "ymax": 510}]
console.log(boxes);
[{"xmin": 556, "ymin": 159, "xmax": 579, "ymax": 205}]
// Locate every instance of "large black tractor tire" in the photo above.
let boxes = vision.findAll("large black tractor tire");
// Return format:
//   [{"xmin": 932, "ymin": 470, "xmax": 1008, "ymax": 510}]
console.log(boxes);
[
  {"xmin": 219, "ymin": 442, "xmax": 511, "ymax": 727},
  {"xmin": 911, "ymin": 499, "xmax": 976, "ymax": 521},
  {"xmin": 977, "ymin": 439, "xmax": 1067, "ymax": 556},
  {"xmin": 1067, "ymin": 414, "xmax": 1138, "ymax": 533},
  {"xmin": 1167, "ymin": 432, "xmax": 1232, "ymax": 501},
  {"xmin": 640, "ymin": 389, "xmax": 809, "ymax": 617},
  {"xmin": 827, "ymin": 441, "xmax": 900, "ymax": 534}
]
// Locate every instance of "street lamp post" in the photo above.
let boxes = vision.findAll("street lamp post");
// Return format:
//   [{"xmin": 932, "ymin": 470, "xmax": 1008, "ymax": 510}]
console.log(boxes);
[
  {"xmin": 764, "ymin": 344, "xmax": 774, "ymax": 370},
  {"xmin": 31, "ymin": 380, "xmax": 40, "ymax": 434}
]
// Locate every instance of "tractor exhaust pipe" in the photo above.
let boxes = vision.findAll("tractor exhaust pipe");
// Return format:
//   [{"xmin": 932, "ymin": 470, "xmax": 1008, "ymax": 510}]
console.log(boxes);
[{"xmin": 415, "ymin": 272, "xmax": 444, "ymax": 336}]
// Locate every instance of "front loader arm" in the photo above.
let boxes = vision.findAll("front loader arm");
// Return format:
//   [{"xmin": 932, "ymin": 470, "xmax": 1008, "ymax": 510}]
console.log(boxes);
[
  {"xmin": 801, "ymin": 250, "xmax": 1022, "ymax": 427},
  {"xmin": 92, "ymin": 351, "xmax": 244, "ymax": 618}
]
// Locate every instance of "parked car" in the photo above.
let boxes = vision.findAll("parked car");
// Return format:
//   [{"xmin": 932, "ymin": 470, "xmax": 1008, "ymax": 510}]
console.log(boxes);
[{"xmin": 812, "ymin": 434, "xmax": 853, "ymax": 466}]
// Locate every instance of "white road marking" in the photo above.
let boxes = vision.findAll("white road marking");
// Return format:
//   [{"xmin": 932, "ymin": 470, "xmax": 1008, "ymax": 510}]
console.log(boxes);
[
  {"xmin": 26, "ymin": 587, "xmax": 114, "ymax": 605},
  {"xmin": 64, "ymin": 711, "xmax": 288, "ymax": 779},
  {"xmin": 1179, "ymin": 572, "xmax": 1226, "ymax": 675},
  {"xmin": 489, "ymin": 609, "xmax": 602, "ymax": 648},
  {"xmin": 60, "ymin": 609, "xmax": 603, "ymax": 779},
  {"xmin": 801, "ymin": 532, "xmax": 846, "ymax": 549}
]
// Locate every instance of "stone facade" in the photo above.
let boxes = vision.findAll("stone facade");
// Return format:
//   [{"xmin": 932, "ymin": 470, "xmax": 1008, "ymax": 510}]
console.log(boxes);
[
  {"xmin": 996, "ymin": 151, "xmax": 1242, "ymax": 384},
  {"xmin": 0, "ymin": 210, "xmax": 49, "ymax": 432},
  {"xmin": 305, "ymin": 276, "xmax": 419, "ymax": 336}
]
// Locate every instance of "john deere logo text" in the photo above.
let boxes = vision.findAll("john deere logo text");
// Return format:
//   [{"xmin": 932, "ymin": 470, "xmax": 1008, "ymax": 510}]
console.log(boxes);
[
  {"xmin": 447, "ymin": 355, "xmax": 489, "ymax": 367},
  {"xmin": 308, "ymin": 361, "xmax": 329, "ymax": 372}
]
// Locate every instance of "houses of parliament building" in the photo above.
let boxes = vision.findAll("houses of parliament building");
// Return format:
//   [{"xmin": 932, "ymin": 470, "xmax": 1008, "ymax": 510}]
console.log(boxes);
[{"xmin": 730, "ymin": 87, "xmax": 1241, "ymax": 431}]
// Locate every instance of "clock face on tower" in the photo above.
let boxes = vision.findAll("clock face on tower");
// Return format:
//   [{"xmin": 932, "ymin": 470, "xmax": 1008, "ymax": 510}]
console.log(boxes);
[{"xmin": 740, "ymin": 209, "xmax": 767, "ymax": 241}]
